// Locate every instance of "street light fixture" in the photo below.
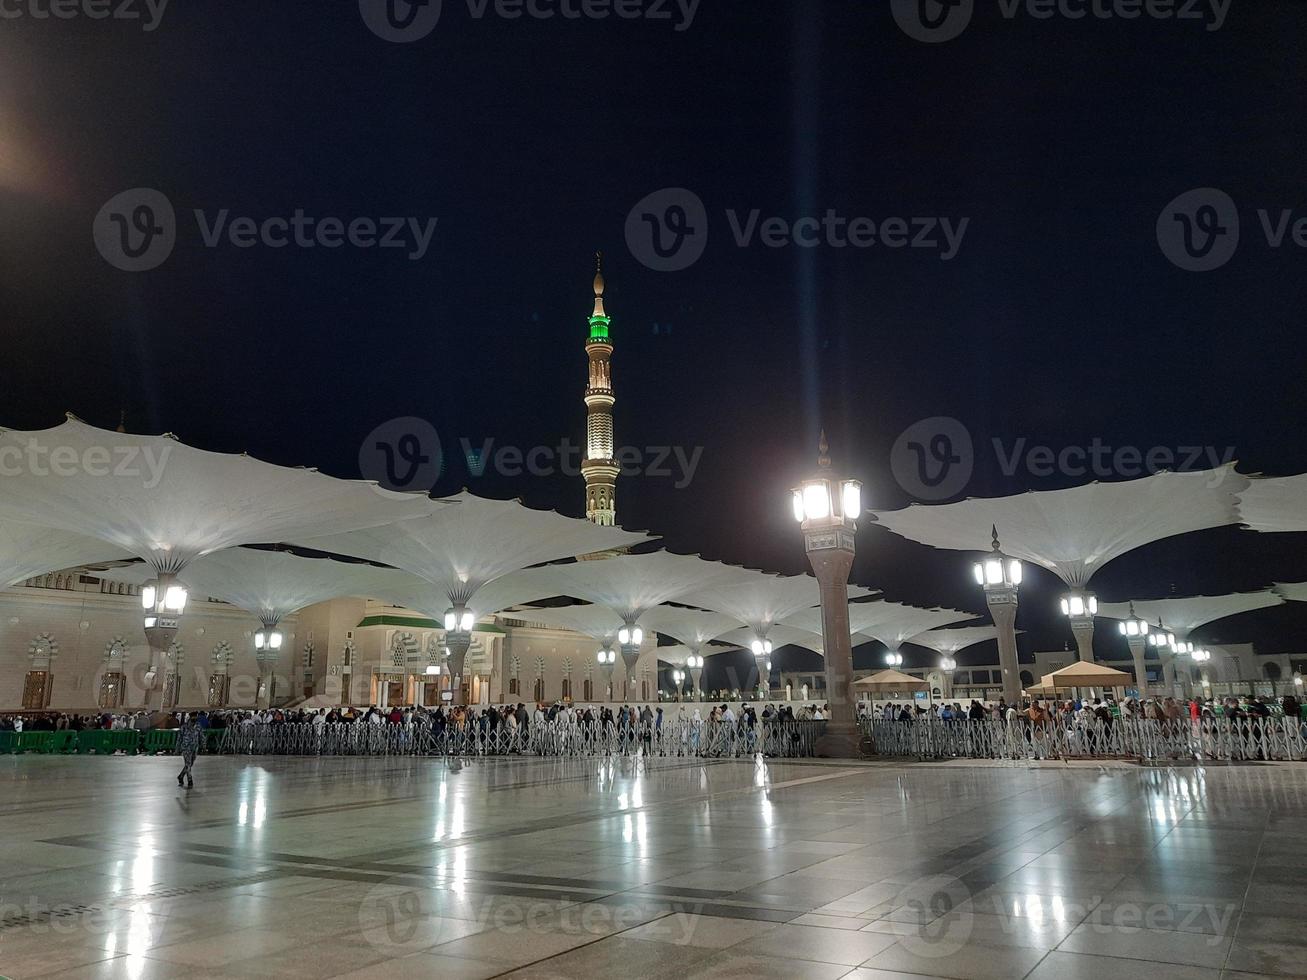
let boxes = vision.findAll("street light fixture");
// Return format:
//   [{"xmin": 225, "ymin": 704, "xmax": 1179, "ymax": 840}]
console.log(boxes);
[
  {"xmin": 1119, "ymin": 601, "xmax": 1152, "ymax": 696},
  {"xmin": 973, "ymin": 526, "xmax": 1022, "ymax": 705},
  {"xmin": 790, "ymin": 432, "xmax": 862, "ymax": 757},
  {"xmin": 1060, "ymin": 588, "xmax": 1098, "ymax": 662},
  {"xmin": 142, "ymin": 572, "xmax": 189, "ymax": 711},
  {"xmin": 939, "ymin": 656, "xmax": 957, "ymax": 671},
  {"xmin": 443, "ymin": 604, "xmax": 475, "ymax": 706},
  {"xmin": 884, "ymin": 651, "xmax": 904, "ymax": 667}
]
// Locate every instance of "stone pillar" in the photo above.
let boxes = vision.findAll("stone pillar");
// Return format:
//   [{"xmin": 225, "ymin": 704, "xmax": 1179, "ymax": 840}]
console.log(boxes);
[
  {"xmin": 989, "ymin": 598, "xmax": 1022, "ymax": 706},
  {"xmin": 1070, "ymin": 618, "xmax": 1095, "ymax": 663},
  {"xmin": 809, "ymin": 543, "xmax": 858, "ymax": 756},
  {"xmin": 689, "ymin": 666, "xmax": 703, "ymax": 700},
  {"xmin": 446, "ymin": 633, "xmax": 472, "ymax": 707},
  {"xmin": 1126, "ymin": 634, "xmax": 1149, "ymax": 696}
]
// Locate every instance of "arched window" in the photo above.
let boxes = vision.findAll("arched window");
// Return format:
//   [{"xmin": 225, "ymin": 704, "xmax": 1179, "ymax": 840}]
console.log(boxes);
[
  {"xmin": 583, "ymin": 679, "xmax": 593, "ymax": 701},
  {"xmin": 509, "ymin": 677, "xmax": 519, "ymax": 696},
  {"xmin": 562, "ymin": 678, "xmax": 572, "ymax": 700},
  {"xmin": 533, "ymin": 678, "xmax": 545, "ymax": 702},
  {"xmin": 1264, "ymin": 662, "xmax": 1282, "ymax": 680}
]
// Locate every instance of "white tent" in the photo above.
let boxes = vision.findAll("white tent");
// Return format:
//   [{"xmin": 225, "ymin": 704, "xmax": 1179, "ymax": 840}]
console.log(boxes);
[
  {"xmin": 782, "ymin": 600, "xmax": 976, "ymax": 653},
  {"xmin": 0, "ymin": 415, "xmax": 437, "ymax": 574},
  {"xmin": 1237, "ymin": 474, "xmax": 1307, "ymax": 532},
  {"xmin": 638, "ymin": 605, "xmax": 745, "ymax": 650},
  {"xmin": 1276, "ymin": 582, "xmax": 1307, "ymax": 603},
  {"xmin": 715, "ymin": 624, "xmax": 824, "ymax": 654},
  {"xmin": 173, "ymin": 548, "xmax": 414, "ymax": 627},
  {"xmin": 534, "ymin": 551, "xmax": 737, "ymax": 624},
  {"xmin": 906, "ymin": 626, "xmax": 1001, "ymax": 656},
  {"xmin": 0, "ymin": 519, "xmax": 132, "ymax": 587},
  {"xmin": 292, "ymin": 491, "xmax": 651, "ymax": 614},
  {"xmin": 1097, "ymin": 591, "xmax": 1283, "ymax": 636},
  {"xmin": 679, "ymin": 568, "xmax": 876, "ymax": 643},
  {"xmin": 872, "ymin": 466, "xmax": 1247, "ymax": 588}
]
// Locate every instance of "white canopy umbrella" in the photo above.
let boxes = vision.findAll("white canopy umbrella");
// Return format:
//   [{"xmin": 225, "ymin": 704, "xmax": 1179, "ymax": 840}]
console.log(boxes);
[
  {"xmin": 783, "ymin": 600, "xmax": 976, "ymax": 659},
  {"xmin": 1276, "ymin": 582, "xmax": 1307, "ymax": 603},
  {"xmin": 872, "ymin": 466, "xmax": 1247, "ymax": 588},
  {"xmin": 1237, "ymin": 474, "xmax": 1307, "ymax": 532},
  {"xmin": 679, "ymin": 568, "xmax": 876, "ymax": 660},
  {"xmin": 0, "ymin": 519, "xmax": 133, "ymax": 587},
  {"xmin": 906, "ymin": 626, "xmax": 1000, "ymax": 656},
  {"xmin": 0, "ymin": 415, "xmax": 438, "ymax": 573},
  {"xmin": 1097, "ymin": 591, "xmax": 1283, "ymax": 636},
  {"xmin": 291, "ymin": 491, "xmax": 651, "ymax": 699}
]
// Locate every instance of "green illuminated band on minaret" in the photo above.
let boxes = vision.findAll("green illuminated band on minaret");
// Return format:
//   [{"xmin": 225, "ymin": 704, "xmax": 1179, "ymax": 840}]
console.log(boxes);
[{"xmin": 582, "ymin": 252, "xmax": 618, "ymax": 526}]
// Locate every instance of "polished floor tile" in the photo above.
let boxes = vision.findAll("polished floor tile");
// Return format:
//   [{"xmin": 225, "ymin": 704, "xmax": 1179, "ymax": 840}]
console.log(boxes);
[{"xmin": 3, "ymin": 756, "xmax": 1307, "ymax": 979}]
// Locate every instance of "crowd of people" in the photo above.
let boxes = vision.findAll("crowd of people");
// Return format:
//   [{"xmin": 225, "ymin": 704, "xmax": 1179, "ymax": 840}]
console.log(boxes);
[{"xmin": 863, "ymin": 693, "xmax": 1305, "ymax": 726}]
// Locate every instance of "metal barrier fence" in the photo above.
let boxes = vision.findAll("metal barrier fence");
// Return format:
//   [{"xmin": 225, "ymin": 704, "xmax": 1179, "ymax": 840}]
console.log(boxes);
[
  {"xmin": 216, "ymin": 719, "xmax": 828, "ymax": 759},
  {"xmin": 863, "ymin": 716, "xmax": 1307, "ymax": 762}
]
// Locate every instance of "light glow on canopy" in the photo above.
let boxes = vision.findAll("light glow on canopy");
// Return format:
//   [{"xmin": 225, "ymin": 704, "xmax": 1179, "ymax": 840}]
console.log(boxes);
[
  {"xmin": 680, "ymin": 567, "xmax": 876, "ymax": 642},
  {"xmin": 1097, "ymin": 591, "xmax": 1283, "ymax": 636},
  {"xmin": 0, "ymin": 416, "xmax": 438, "ymax": 573},
  {"xmin": 0, "ymin": 519, "xmax": 133, "ymax": 588},
  {"xmin": 293, "ymin": 490, "xmax": 652, "ymax": 610},
  {"xmin": 873, "ymin": 466, "xmax": 1247, "ymax": 588}
]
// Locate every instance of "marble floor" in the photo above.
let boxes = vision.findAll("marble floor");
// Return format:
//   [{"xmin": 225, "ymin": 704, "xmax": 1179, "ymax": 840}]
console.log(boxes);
[{"xmin": 1, "ymin": 755, "xmax": 1306, "ymax": 980}]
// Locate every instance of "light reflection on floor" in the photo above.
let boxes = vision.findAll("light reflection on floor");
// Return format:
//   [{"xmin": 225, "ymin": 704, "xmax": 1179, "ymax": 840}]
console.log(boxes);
[{"xmin": 0, "ymin": 755, "xmax": 1305, "ymax": 978}]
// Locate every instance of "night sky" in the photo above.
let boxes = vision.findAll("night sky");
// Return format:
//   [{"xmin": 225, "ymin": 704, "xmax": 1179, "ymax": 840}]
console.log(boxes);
[{"xmin": 2, "ymin": 1, "xmax": 1305, "ymax": 676}]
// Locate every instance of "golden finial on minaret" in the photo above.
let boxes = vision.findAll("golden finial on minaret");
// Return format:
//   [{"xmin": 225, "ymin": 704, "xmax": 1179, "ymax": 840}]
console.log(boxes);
[
  {"xmin": 592, "ymin": 250, "xmax": 606, "ymax": 318},
  {"xmin": 116, "ymin": 409, "xmax": 126, "ymax": 433}
]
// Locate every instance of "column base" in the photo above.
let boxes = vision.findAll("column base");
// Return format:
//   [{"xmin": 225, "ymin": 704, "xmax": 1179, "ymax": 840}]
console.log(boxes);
[{"xmin": 814, "ymin": 721, "xmax": 864, "ymax": 759}]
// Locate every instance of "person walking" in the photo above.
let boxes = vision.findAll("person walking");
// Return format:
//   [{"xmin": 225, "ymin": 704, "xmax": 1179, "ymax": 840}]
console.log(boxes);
[{"xmin": 176, "ymin": 713, "xmax": 202, "ymax": 788}]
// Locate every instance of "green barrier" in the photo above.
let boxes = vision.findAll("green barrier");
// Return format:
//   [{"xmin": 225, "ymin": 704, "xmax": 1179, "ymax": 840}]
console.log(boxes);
[
  {"xmin": 142, "ymin": 729, "xmax": 178, "ymax": 754},
  {"xmin": 50, "ymin": 730, "xmax": 78, "ymax": 754},
  {"xmin": 114, "ymin": 730, "xmax": 142, "ymax": 754},
  {"xmin": 76, "ymin": 730, "xmax": 113, "ymax": 754},
  {"xmin": 0, "ymin": 732, "xmax": 57, "ymax": 754}
]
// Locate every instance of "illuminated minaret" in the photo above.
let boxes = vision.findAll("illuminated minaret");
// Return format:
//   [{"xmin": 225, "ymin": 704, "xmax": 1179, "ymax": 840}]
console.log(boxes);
[{"xmin": 582, "ymin": 253, "xmax": 618, "ymax": 526}]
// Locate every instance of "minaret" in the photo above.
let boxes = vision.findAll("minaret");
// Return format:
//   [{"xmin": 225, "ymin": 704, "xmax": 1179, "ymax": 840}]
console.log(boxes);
[{"xmin": 582, "ymin": 252, "xmax": 618, "ymax": 526}]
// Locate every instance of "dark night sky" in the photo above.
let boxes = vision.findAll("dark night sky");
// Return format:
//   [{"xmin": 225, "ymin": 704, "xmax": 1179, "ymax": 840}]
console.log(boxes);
[{"xmin": 2, "ymin": 1, "xmax": 1305, "ymax": 674}]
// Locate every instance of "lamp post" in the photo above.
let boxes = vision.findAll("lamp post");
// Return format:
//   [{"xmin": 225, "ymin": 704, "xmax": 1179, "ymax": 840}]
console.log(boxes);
[
  {"xmin": 1060, "ymin": 589, "xmax": 1098, "ymax": 662},
  {"xmin": 1146, "ymin": 618, "xmax": 1178, "ymax": 696},
  {"xmin": 617, "ymin": 623, "xmax": 644, "ymax": 702},
  {"xmin": 671, "ymin": 669, "xmax": 685, "ymax": 700},
  {"xmin": 443, "ymin": 604, "xmax": 475, "ymax": 706},
  {"xmin": 142, "ymin": 572, "xmax": 188, "ymax": 712},
  {"xmin": 597, "ymin": 646, "xmax": 618, "ymax": 700},
  {"xmin": 685, "ymin": 653, "xmax": 704, "ymax": 700},
  {"xmin": 938, "ymin": 655, "xmax": 957, "ymax": 699},
  {"xmin": 253, "ymin": 619, "xmax": 284, "ymax": 709},
  {"xmin": 973, "ymin": 526, "xmax": 1023, "ymax": 706},
  {"xmin": 1118, "ymin": 602, "xmax": 1151, "ymax": 697},
  {"xmin": 749, "ymin": 634, "xmax": 774, "ymax": 700},
  {"xmin": 790, "ymin": 432, "xmax": 862, "ymax": 758}
]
